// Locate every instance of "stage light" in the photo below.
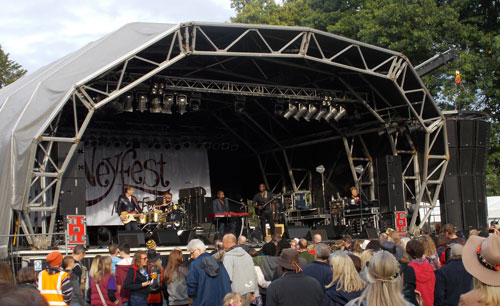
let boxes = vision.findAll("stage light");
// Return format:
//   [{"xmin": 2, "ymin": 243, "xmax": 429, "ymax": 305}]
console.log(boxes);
[
  {"xmin": 183, "ymin": 141, "xmax": 190, "ymax": 148},
  {"xmin": 159, "ymin": 83, "xmax": 165, "ymax": 95},
  {"xmin": 203, "ymin": 142, "xmax": 211, "ymax": 149},
  {"xmin": 123, "ymin": 93, "xmax": 134, "ymax": 112},
  {"xmin": 150, "ymin": 97, "xmax": 162, "ymax": 113},
  {"xmin": 108, "ymin": 100, "xmax": 123, "ymax": 114},
  {"xmin": 137, "ymin": 94, "xmax": 148, "ymax": 112},
  {"xmin": 283, "ymin": 103, "xmax": 297, "ymax": 119},
  {"xmin": 274, "ymin": 103, "xmax": 284, "ymax": 116},
  {"xmin": 355, "ymin": 165, "xmax": 364, "ymax": 174},
  {"xmin": 314, "ymin": 105, "xmax": 328, "ymax": 121},
  {"xmin": 234, "ymin": 96, "xmax": 246, "ymax": 114},
  {"xmin": 221, "ymin": 143, "xmax": 230, "ymax": 150},
  {"xmin": 164, "ymin": 141, "xmax": 171, "ymax": 149},
  {"xmin": 174, "ymin": 143, "xmax": 181, "ymax": 150},
  {"xmin": 151, "ymin": 82, "xmax": 159, "ymax": 95},
  {"xmin": 324, "ymin": 106, "xmax": 338, "ymax": 122},
  {"xmin": 176, "ymin": 94, "xmax": 188, "ymax": 115},
  {"xmin": 212, "ymin": 143, "xmax": 221, "ymax": 150},
  {"xmin": 304, "ymin": 104, "xmax": 318, "ymax": 121},
  {"xmin": 293, "ymin": 103, "xmax": 308, "ymax": 120},
  {"xmin": 334, "ymin": 106, "xmax": 347, "ymax": 121},
  {"xmin": 190, "ymin": 93, "xmax": 201, "ymax": 111},
  {"xmin": 162, "ymin": 94, "xmax": 174, "ymax": 114}
]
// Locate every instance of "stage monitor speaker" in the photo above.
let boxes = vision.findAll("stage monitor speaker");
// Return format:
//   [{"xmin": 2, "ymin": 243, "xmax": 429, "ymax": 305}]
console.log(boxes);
[
  {"xmin": 446, "ymin": 148, "xmax": 459, "ymax": 176},
  {"xmin": 459, "ymin": 120, "xmax": 475, "ymax": 147},
  {"xmin": 459, "ymin": 148, "xmax": 475, "ymax": 176},
  {"xmin": 363, "ymin": 227, "xmax": 379, "ymax": 239},
  {"xmin": 117, "ymin": 231, "xmax": 145, "ymax": 248},
  {"xmin": 286, "ymin": 226, "xmax": 310, "ymax": 239},
  {"xmin": 446, "ymin": 119, "xmax": 458, "ymax": 148},
  {"xmin": 475, "ymin": 120, "xmax": 490, "ymax": 148},
  {"xmin": 316, "ymin": 225, "xmax": 337, "ymax": 240},
  {"xmin": 178, "ymin": 230, "xmax": 197, "ymax": 245},
  {"xmin": 153, "ymin": 229, "xmax": 181, "ymax": 246},
  {"xmin": 308, "ymin": 229, "xmax": 328, "ymax": 242}
]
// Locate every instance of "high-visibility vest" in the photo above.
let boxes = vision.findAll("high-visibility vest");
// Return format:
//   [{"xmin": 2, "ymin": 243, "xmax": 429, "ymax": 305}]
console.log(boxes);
[{"xmin": 38, "ymin": 270, "xmax": 69, "ymax": 306}]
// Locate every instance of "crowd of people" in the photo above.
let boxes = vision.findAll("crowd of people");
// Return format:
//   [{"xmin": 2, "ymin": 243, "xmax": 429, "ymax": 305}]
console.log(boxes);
[{"xmin": 0, "ymin": 223, "xmax": 499, "ymax": 306}]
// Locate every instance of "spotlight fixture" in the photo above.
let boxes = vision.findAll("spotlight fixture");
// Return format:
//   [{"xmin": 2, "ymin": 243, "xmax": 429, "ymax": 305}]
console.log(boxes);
[
  {"xmin": 174, "ymin": 143, "xmax": 182, "ymax": 150},
  {"xmin": 151, "ymin": 82, "xmax": 159, "ymax": 95},
  {"xmin": 150, "ymin": 97, "xmax": 162, "ymax": 113},
  {"xmin": 293, "ymin": 103, "xmax": 308, "ymax": 120},
  {"xmin": 274, "ymin": 103, "xmax": 284, "ymax": 116},
  {"xmin": 190, "ymin": 93, "xmax": 202, "ymax": 112},
  {"xmin": 212, "ymin": 143, "xmax": 221, "ymax": 150},
  {"xmin": 123, "ymin": 93, "xmax": 134, "ymax": 112},
  {"xmin": 164, "ymin": 141, "xmax": 172, "ymax": 149},
  {"xmin": 183, "ymin": 141, "xmax": 190, "ymax": 148},
  {"xmin": 283, "ymin": 103, "xmax": 297, "ymax": 119},
  {"xmin": 334, "ymin": 106, "xmax": 347, "ymax": 121},
  {"xmin": 314, "ymin": 105, "xmax": 328, "ymax": 121},
  {"xmin": 176, "ymin": 94, "xmax": 188, "ymax": 115},
  {"xmin": 162, "ymin": 94, "xmax": 174, "ymax": 114},
  {"xmin": 303, "ymin": 104, "xmax": 318, "ymax": 121},
  {"xmin": 203, "ymin": 142, "xmax": 212, "ymax": 149},
  {"xmin": 137, "ymin": 94, "xmax": 148, "ymax": 112},
  {"xmin": 234, "ymin": 96, "xmax": 246, "ymax": 114},
  {"xmin": 324, "ymin": 106, "xmax": 338, "ymax": 122}
]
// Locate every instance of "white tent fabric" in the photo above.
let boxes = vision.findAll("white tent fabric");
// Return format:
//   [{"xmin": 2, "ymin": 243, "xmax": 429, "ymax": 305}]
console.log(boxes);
[
  {"xmin": 487, "ymin": 196, "xmax": 500, "ymax": 221},
  {"xmin": 0, "ymin": 23, "xmax": 177, "ymax": 257}
]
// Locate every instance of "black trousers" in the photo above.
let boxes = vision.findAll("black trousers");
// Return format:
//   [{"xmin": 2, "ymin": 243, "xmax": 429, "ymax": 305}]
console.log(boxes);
[
  {"xmin": 125, "ymin": 221, "xmax": 140, "ymax": 231},
  {"xmin": 260, "ymin": 210, "xmax": 275, "ymax": 239}
]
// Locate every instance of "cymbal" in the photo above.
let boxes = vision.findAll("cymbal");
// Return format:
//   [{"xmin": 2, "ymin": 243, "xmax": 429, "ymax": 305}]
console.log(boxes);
[{"xmin": 146, "ymin": 200, "xmax": 162, "ymax": 206}]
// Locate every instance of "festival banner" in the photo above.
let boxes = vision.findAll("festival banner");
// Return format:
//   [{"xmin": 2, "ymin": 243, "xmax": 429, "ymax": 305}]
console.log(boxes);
[{"xmin": 85, "ymin": 146, "xmax": 211, "ymax": 226}]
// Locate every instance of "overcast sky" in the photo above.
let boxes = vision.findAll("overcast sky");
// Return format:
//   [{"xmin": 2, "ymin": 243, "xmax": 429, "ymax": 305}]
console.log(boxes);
[{"xmin": 0, "ymin": 0, "xmax": 234, "ymax": 72}]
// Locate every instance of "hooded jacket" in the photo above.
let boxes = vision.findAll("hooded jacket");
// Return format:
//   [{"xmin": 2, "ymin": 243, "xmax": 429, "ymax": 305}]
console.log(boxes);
[
  {"xmin": 123, "ymin": 265, "xmax": 151, "ymax": 298},
  {"xmin": 187, "ymin": 252, "xmax": 231, "ymax": 306},
  {"xmin": 408, "ymin": 259, "xmax": 436, "ymax": 306},
  {"xmin": 324, "ymin": 282, "xmax": 363, "ymax": 306},
  {"xmin": 223, "ymin": 246, "xmax": 259, "ymax": 296}
]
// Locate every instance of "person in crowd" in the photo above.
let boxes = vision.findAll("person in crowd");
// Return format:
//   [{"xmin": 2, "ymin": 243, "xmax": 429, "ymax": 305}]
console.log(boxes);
[
  {"xmin": 400, "ymin": 237, "xmax": 411, "ymax": 250},
  {"xmin": 238, "ymin": 235, "xmax": 251, "ymax": 253},
  {"xmin": 435, "ymin": 244, "xmax": 473, "ymax": 306},
  {"xmin": 459, "ymin": 233, "xmax": 500, "ymax": 306},
  {"xmin": 347, "ymin": 250, "xmax": 411, "ymax": 306},
  {"xmin": 71, "ymin": 245, "xmax": 86, "ymax": 306},
  {"xmin": 298, "ymin": 238, "xmax": 315, "ymax": 264},
  {"xmin": 109, "ymin": 244, "xmax": 121, "ymax": 274},
  {"xmin": 364, "ymin": 240, "xmax": 380, "ymax": 251},
  {"xmin": 342, "ymin": 235, "xmax": 353, "ymax": 252},
  {"xmin": 272, "ymin": 234, "xmax": 282, "ymax": 245},
  {"xmin": 378, "ymin": 232, "xmax": 388, "ymax": 245},
  {"xmin": 418, "ymin": 235, "xmax": 440, "ymax": 270},
  {"xmin": 146, "ymin": 249, "xmax": 163, "ymax": 306},
  {"xmin": 303, "ymin": 243, "xmax": 333, "ymax": 291},
  {"xmin": 146, "ymin": 240, "xmax": 157, "ymax": 251},
  {"xmin": 0, "ymin": 262, "xmax": 14, "ymax": 283},
  {"xmin": 266, "ymin": 248, "xmax": 322, "ymax": 306},
  {"xmin": 253, "ymin": 242, "xmax": 279, "ymax": 305},
  {"xmin": 404, "ymin": 239, "xmax": 435, "ymax": 306},
  {"xmin": 313, "ymin": 233, "xmax": 322, "ymax": 245},
  {"xmin": 164, "ymin": 249, "xmax": 189, "ymax": 306},
  {"xmin": 436, "ymin": 233, "xmax": 449, "ymax": 260},
  {"xmin": 89, "ymin": 255, "xmax": 102, "ymax": 280},
  {"xmin": 348, "ymin": 254, "xmax": 362, "ymax": 273},
  {"xmin": 290, "ymin": 238, "xmax": 299, "ymax": 250},
  {"xmin": 223, "ymin": 293, "xmax": 243, "ymax": 306},
  {"xmin": 89, "ymin": 256, "xmax": 121, "ymax": 306},
  {"xmin": 222, "ymin": 233, "xmax": 259, "ymax": 306},
  {"xmin": 38, "ymin": 251, "xmax": 73, "ymax": 306},
  {"xmin": 116, "ymin": 244, "xmax": 132, "ymax": 306},
  {"xmin": 324, "ymin": 253, "xmax": 365, "ymax": 306},
  {"xmin": 359, "ymin": 249, "xmax": 375, "ymax": 282},
  {"xmin": 276, "ymin": 240, "xmax": 291, "ymax": 256},
  {"xmin": 442, "ymin": 223, "xmax": 465, "ymax": 265},
  {"xmin": 186, "ymin": 239, "xmax": 231, "ymax": 306},
  {"xmin": 381, "ymin": 241, "xmax": 403, "ymax": 263},
  {"xmin": 124, "ymin": 251, "xmax": 151, "ymax": 306},
  {"xmin": 388, "ymin": 232, "xmax": 403, "ymax": 248},
  {"xmin": 351, "ymin": 240, "xmax": 364, "ymax": 258},
  {"xmin": 62, "ymin": 256, "xmax": 81, "ymax": 306},
  {"xmin": 16, "ymin": 266, "xmax": 37, "ymax": 290},
  {"xmin": 0, "ymin": 281, "xmax": 49, "ymax": 306},
  {"xmin": 469, "ymin": 229, "xmax": 480, "ymax": 236}
]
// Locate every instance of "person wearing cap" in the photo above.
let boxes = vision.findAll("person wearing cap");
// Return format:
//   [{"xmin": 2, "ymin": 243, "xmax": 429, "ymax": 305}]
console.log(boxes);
[
  {"xmin": 459, "ymin": 233, "xmax": 500, "ymax": 306},
  {"xmin": 434, "ymin": 244, "xmax": 473, "ymax": 306},
  {"xmin": 38, "ymin": 251, "xmax": 73, "ymax": 306},
  {"xmin": 266, "ymin": 248, "xmax": 323, "ymax": 306},
  {"xmin": 222, "ymin": 233, "xmax": 259, "ymax": 306},
  {"xmin": 146, "ymin": 249, "xmax": 164, "ymax": 306},
  {"xmin": 146, "ymin": 239, "xmax": 157, "ymax": 251}
]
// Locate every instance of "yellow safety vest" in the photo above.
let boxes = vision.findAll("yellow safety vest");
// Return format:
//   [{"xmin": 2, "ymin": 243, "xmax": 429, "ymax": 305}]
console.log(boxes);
[{"xmin": 38, "ymin": 269, "xmax": 69, "ymax": 306}]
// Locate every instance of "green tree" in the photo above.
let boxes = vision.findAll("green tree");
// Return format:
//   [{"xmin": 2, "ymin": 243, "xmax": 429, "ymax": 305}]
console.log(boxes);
[
  {"xmin": 230, "ymin": 0, "xmax": 310, "ymax": 25},
  {"xmin": 0, "ymin": 44, "xmax": 27, "ymax": 89}
]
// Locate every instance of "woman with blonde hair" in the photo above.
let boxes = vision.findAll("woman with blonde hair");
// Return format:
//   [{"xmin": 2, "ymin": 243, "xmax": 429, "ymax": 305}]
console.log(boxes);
[
  {"xmin": 222, "ymin": 292, "xmax": 243, "ymax": 306},
  {"xmin": 89, "ymin": 255, "xmax": 102, "ymax": 280},
  {"xmin": 89, "ymin": 256, "xmax": 121, "ymax": 306},
  {"xmin": 324, "ymin": 253, "xmax": 365, "ymax": 306},
  {"xmin": 359, "ymin": 249, "xmax": 375, "ymax": 283},
  {"xmin": 418, "ymin": 235, "xmax": 440, "ymax": 270},
  {"xmin": 347, "ymin": 250, "xmax": 411, "ymax": 306}
]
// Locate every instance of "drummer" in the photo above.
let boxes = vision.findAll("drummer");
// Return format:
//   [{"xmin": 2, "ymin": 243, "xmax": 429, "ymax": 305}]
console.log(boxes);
[{"xmin": 156, "ymin": 192, "xmax": 174, "ymax": 213}]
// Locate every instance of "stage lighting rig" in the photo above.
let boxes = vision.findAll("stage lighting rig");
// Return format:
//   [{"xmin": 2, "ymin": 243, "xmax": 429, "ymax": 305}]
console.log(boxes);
[
  {"xmin": 293, "ymin": 103, "xmax": 308, "ymax": 120},
  {"xmin": 334, "ymin": 106, "xmax": 347, "ymax": 121},
  {"xmin": 162, "ymin": 94, "xmax": 174, "ymax": 114},
  {"xmin": 150, "ymin": 97, "xmax": 162, "ymax": 113},
  {"xmin": 304, "ymin": 104, "xmax": 318, "ymax": 121},
  {"xmin": 324, "ymin": 106, "xmax": 338, "ymax": 122},
  {"xmin": 176, "ymin": 94, "xmax": 188, "ymax": 115},
  {"xmin": 283, "ymin": 103, "xmax": 297, "ymax": 119},
  {"xmin": 137, "ymin": 94, "xmax": 148, "ymax": 112}
]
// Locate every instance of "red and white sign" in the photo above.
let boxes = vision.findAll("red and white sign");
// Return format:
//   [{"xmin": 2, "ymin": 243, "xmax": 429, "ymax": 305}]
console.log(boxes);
[
  {"xmin": 395, "ymin": 211, "xmax": 407, "ymax": 235},
  {"xmin": 66, "ymin": 215, "xmax": 87, "ymax": 245}
]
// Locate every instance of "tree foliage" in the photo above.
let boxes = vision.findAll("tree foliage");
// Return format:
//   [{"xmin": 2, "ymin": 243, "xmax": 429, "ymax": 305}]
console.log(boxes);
[
  {"xmin": 230, "ymin": 0, "xmax": 500, "ymax": 195},
  {"xmin": 0, "ymin": 45, "xmax": 26, "ymax": 89}
]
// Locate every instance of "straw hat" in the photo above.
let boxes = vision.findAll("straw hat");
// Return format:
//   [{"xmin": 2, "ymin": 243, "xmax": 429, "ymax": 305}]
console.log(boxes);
[{"xmin": 462, "ymin": 235, "xmax": 500, "ymax": 286}]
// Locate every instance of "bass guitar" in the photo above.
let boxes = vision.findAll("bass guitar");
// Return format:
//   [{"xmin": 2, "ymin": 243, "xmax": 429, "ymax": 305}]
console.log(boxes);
[
  {"xmin": 120, "ymin": 211, "xmax": 143, "ymax": 224},
  {"xmin": 253, "ymin": 195, "xmax": 280, "ymax": 216}
]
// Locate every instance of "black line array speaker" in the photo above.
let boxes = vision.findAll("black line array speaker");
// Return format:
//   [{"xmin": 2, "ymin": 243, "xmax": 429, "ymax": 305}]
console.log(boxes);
[
  {"xmin": 286, "ymin": 226, "xmax": 310, "ymax": 239},
  {"xmin": 117, "ymin": 231, "xmax": 145, "ymax": 248},
  {"xmin": 376, "ymin": 155, "xmax": 405, "ymax": 213},
  {"xmin": 440, "ymin": 114, "xmax": 490, "ymax": 229},
  {"xmin": 153, "ymin": 229, "xmax": 181, "ymax": 246}
]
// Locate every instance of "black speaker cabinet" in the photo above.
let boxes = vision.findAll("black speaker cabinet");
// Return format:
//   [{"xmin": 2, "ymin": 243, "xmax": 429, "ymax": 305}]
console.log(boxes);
[
  {"xmin": 153, "ymin": 229, "xmax": 181, "ymax": 246},
  {"xmin": 286, "ymin": 226, "xmax": 310, "ymax": 239},
  {"xmin": 475, "ymin": 120, "xmax": 490, "ymax": 148},
  {"xmin": 446, "ymin": 119, "xmax": 458, "ymax": 148},
  {"xmin": 117, "ymin": 231, "xmax": 145, "ymax": 248},
  {"xmin": 364, "ymin": 227, "xmax": 379, "ymax": 239},
  {"xmin": 446, "ymin": 148, "xmax": 459, "ymax": 176},
  {"xmin": 376, "ymin": 155, "xmax": 405, "ymax": 212},
  {"xmin": 316, "ymin": 225, "xmax": 337, "ymax": 240},
  {"xmin": 459, "ymin": 148, "xmax": 475, "ymax": 176},
  {"xmin": 459, "ymin": 120, "xmax": 475, "ymax": 147}
]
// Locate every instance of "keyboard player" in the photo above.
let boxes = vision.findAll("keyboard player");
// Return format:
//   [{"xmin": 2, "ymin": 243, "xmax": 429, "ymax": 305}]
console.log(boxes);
[{"xmin": 212, "ymin": 190, "xmax": 236, "ymax": 234}]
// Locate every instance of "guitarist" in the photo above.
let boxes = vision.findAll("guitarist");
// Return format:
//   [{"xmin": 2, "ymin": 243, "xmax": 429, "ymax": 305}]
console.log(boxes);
[
  {"xmin": 117, "ymin": 185, "xmax": 143, "ymax": 231},
  {"xmin": 252, "ymin": 183, "xmax": 275, "ymax": 240}
]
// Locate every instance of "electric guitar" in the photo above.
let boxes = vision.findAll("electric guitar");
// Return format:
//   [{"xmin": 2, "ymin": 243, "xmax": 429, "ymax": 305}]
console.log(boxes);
[
  {"xmin": 120, "ymin": 211, "xmax": 143, "ymax": 224},
  {"xmin": 253, "ymin": 195, "xmax": 280, "ymax": 216}
]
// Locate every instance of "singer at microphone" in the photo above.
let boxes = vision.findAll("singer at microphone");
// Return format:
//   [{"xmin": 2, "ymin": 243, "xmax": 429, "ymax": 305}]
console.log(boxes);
[{"xmin": 212, "ymin": 190, "xmax": 236, "ymax": 234}]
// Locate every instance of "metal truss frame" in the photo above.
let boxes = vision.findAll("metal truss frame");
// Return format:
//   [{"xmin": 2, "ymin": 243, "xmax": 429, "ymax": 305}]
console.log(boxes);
[{"xmin": 18, "ymin": 22, "xmax": 447, "ymax": 247}]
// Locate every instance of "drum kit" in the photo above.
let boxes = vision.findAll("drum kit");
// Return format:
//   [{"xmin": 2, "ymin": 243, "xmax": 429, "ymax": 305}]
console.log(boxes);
[{"xmin": 137, "ymin": 200, "xmax": 186, "ymax": 232}]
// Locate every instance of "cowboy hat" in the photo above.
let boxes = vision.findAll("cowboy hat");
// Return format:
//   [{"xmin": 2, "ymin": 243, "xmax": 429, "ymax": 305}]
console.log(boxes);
[
  {"xmin": 147, "ymin": 249, "xmax": 161, "ymax": 263},
  {"xmin": 463, "ymin": 235, "xmax": 500, "ymax": 286},
  {"xmin": 276, "ymin": 248, "xmax": 306, "ymax": 270}
]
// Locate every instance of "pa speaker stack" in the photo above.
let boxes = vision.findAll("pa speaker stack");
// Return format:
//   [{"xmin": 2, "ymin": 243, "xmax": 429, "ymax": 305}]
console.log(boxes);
[{"xmin": 439, "ymin": 112, "xmax": 489, "ymax": 229}]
